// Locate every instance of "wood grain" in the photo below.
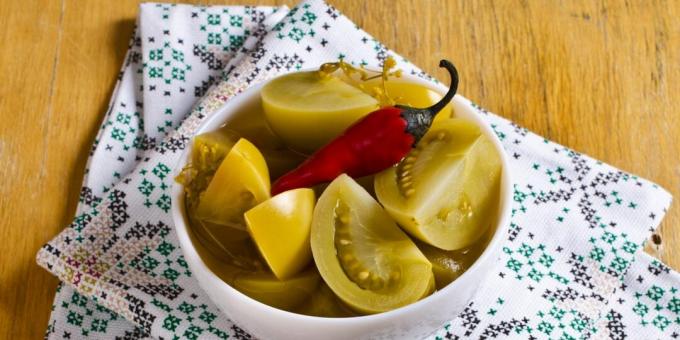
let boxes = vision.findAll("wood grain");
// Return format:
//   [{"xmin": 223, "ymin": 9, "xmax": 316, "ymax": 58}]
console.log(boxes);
[
  {"xmin": 0, "ymin": 0, "xmax": 64, "ymax": 338},
  {"xmin": 0, "ymin": 0, "xmax": 677, "ymax": 337}
]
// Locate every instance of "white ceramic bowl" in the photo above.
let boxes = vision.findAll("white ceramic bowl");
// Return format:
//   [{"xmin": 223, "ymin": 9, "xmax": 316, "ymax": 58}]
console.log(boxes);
[{"xmin": 171, "ymin": 73, "xmax": 512, "ymax": 340}]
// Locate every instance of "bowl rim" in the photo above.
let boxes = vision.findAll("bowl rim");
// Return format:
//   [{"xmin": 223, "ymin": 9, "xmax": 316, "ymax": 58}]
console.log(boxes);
[{"xmin": 170, "ymin": 70, "xmax": 512, "ymax": 324}]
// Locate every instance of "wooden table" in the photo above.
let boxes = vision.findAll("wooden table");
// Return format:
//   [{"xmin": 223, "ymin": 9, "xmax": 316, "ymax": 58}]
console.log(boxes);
[{"xmin": 1, "ymin": 0, "xmax": 677, "ymax": 337}]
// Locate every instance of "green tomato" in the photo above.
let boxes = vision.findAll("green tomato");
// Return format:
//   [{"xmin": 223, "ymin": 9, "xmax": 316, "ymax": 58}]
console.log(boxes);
[
  {"xmin": 375, "ymin": 118, "xmax": 502, "ymax": 250},
  {"xmin": 311, "ymin": 174, "xmax": 433, "ymax": 314}
]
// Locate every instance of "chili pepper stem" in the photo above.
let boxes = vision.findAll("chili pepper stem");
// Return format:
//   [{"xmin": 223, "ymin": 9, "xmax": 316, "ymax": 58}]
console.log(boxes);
[
  {"xmin": 399, "ymin": 59, "xmax": 459, "ymax": 143},
  {"xmin": 426, "ymin": 60, "xmax": 459, "ymax": 115}
]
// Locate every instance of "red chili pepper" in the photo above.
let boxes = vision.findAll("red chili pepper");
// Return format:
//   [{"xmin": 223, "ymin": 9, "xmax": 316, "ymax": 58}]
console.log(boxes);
[{"xmin": 271, "ymin": 60, "xmax": 459, "ymax": 195}]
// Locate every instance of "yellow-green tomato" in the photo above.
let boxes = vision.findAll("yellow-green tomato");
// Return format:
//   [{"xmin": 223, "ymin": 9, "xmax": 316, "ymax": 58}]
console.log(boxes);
[
  {"xmin": 375, "ymin": 119, "xmax": 502, "ymax": 250},
  {"xmin": 229, "ymin": 269, "xmax": 321, "ymax": 310},
  {"xmin": 189, "ymin": 221, "xmax": 319, "ymax": 312},
  {"xmin": 261, "ymin": 71, "xmax": 379, "ymax": 153},
  {"xmin": 188, "ymin": 214, "xmax": 267, "ymax": 273},
  {"xmin": 190, "ymin": 128, "xmax": 240, "ymax": 174},
  {"xmin": 361, "ymin": 79, "xmax": 453, "ymax": 122},
  {"xmin": 177, "ymin": 128, "xmax": 240, "ymax": 209},
  {"xmin": 311, "ymin": 174, "xmax": 434, "ymax": 314},
  {"xmin": 244, "ymin": 188, "xmax": 316, "ymax": 280},
  {"xmin": 195, "ymin": 138, "xmax": 270, "ymax": 229}
]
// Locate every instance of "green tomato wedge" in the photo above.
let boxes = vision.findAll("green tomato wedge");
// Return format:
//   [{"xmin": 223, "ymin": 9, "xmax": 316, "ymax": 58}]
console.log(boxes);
[
  {"xmin": 195, "ymin": 138, "xmax": 270, "ymax": 229},
  {"xmin": 190, "ymin": 129, "xmax": 239, "ymax": 173},
  {"xmin": 188, "ymin": 224, "xmax": 320, "ymax": 311},
  {"xmin": 229, "ymin": 269, "xmax": 321, "ymax": 310},
  {"xmin": 375, "ymin": 118, "xmax": 502, "ymax": 250},
  {"xmin": 207, "ymin": 257, "xmax": 321, "ymax": 311},
  {"xmin": 261, "ymin": 71, "xmax": 379, "ymax": 153},
  {"xmin": 311, "ymin": 174, "xmax": 433, "ymax": 314},
  {"xmin": 189, "ymin": 214, "xmax": 265, "ymax": 271},
  {"xmin": 177, "ymin": 128, "xmax": 240, "ymax": 210},
  {"xmin": 244, "ymin": 188, "xmax": 315, "ymax": 280}
]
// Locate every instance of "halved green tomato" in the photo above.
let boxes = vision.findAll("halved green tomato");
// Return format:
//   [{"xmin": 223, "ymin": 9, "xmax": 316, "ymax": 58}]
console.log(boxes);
[
  {"xmin": 244, "ymin": 188, "xmax": 315, "ymax": 280},
  {"xmin": 187, "ymin": 220, "xmax": 320, "ymax": 311},
  {"xmin": 375, "ymin": 119, "xmax": 502, "ymax": 250},
  {"xmin": 230, "ymin": 269, "xmax": 321, "ymax": 310},
  {"xmin": 360, "ymin": 79, "xmax": 453, "ymax": 122},
  {"xmin": 190, "ymin": 128, "xmax": 240, "ymax": 173},
  {"xmin": 177, "ymin": 128, "xmax": 240, "ymax": 210},
  {"xmin": 195, "ymin": 138, "xmax": 270, "ymax": 229},
  {"xmin": 188, "ymin": 214, "xmax": 266, "ymax": 272},
  {"xmin": 213, "ymin": 101, "xmax": 306, "ymax": 179},
  {"xmin": 311, "ymin": 174, "xmax": 433, "ymax": 314},
  {"xmin": 180, "ymin": 130, "xmax": 267, "ymax": 270},
  {"xmin": 261, "ymin": 71, "xmax": 379, "ymax": 153},
  {"xmin": 206, "ymin": 257, "xmax": 320, "ymax": 310}
]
